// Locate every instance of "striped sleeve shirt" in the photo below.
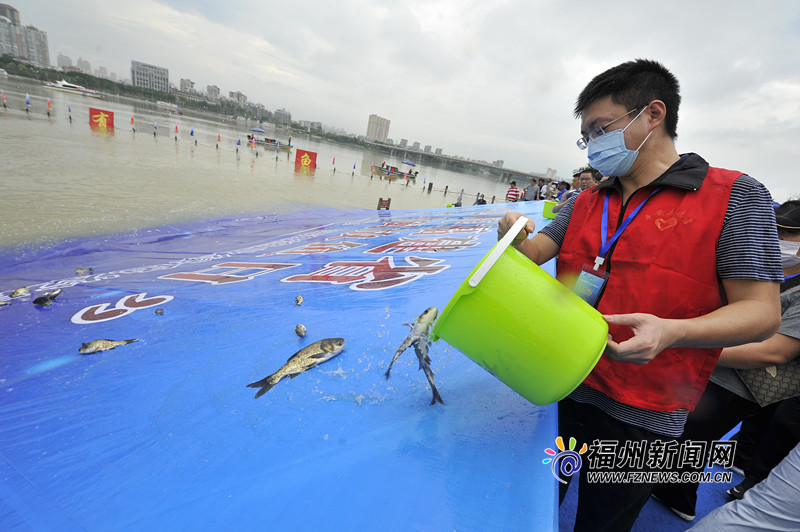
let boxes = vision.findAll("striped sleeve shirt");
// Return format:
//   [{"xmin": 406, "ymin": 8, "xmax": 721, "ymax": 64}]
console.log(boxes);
[{"xmin": 540, "ymin": 174, "xmax": 783, "ymax": 436}]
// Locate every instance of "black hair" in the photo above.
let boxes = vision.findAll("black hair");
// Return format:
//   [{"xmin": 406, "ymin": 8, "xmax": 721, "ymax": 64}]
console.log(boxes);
[
  {"xmin": 579, "ymin": 166, "xmax": 603, "ymax": 181},
  {"xmin": 776, "ymin": 199, "xmax": 800, "ymax": 233},
  {"xmin": 574, "ymin": 59, "xmax": 681, "ymax": 139}
]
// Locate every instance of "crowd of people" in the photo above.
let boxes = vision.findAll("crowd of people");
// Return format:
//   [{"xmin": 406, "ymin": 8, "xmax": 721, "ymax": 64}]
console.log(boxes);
[
  {"xmin": 504, "ymin": 168, "xmax": 604, "ymax": 206},
  {"xmin": 495, "ymin": 58, "xmax": 800, "ymax": 531}
]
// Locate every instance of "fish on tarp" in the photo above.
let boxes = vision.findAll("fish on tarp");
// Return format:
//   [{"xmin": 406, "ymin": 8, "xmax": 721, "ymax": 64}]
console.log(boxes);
[
  {"xmin": 33, "ymin": 288, "xmax": 63, "ymax": 307},
  {"xmin": 295, "ymin": 295, "xmax": 303, "ymax": 306},
  {"xmin": 79, "ymin": 339, "xmax": 139, "ymax": 354},
  {"xmin": 75, "ymin": 267, "xmax": 94, "ymax": 275},
  {"xmin": 10, "ymin": 287, "xmax": 30, "ymax": 298},
  {"xmin": 295, "ymin": 324, "xmax": 307, "ymax": 338},
  {"xmin": 414, "ymin": 340, "xmax": 444, "ymax": 406},
  {"xmin": 246, "ymin": 338, "xmax": 345, "ymax": 399},
  {"xmin": 385, "ymin": 307, "xmax": 443, "ymax": 405}
]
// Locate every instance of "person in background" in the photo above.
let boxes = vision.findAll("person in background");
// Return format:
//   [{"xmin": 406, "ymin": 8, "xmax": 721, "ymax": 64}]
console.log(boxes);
[
  {"xmin": 539, "ymin": 180, "xmax": 550, "ymax": 199},
  {"xmin": 555, "ymin": 181, "xmax": 570, "ymax": 200},
  {"xmin": 474, "ymin": 193, "xmax": 487, "ymax": 205},
  {"xmin": 536, "ymin": 178, "xmax": 546, "ymax": 199},
  {"xmin": 505, "ymin": 181, "xmax": 522, "ymax": 202},
  {"xmin": 687, "ymin": 442, "xmax": 800, "ymax": 532},
  {"xmin": 522, "ymin": 178, "xmax": 540, "ymax": 201},
  {"xmin": 553, "ymin": 169, "xmax": 597, "ymax": 214},
  {"xmin": 651, "ymin": 199, "xmax": 800, "ymax": 522},
  {"xmin": 497, "ymin": 58, "xmax": 782, "ymax": 531}
]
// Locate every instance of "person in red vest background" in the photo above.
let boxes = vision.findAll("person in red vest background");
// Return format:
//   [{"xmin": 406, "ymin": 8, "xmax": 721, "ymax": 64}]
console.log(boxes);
[{"xmin": 497, "ymin": 59, "xmax": 783, "ymax": 531}]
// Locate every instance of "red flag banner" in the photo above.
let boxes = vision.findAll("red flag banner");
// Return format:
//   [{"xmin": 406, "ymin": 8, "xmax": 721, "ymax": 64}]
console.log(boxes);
[
  {"xmin": 89, "ymin": 108, "xmax": 114, "ymax": 130},
  {"xmin": 295, "ymin": 149, "xmax": 317, "ymax": 169}
]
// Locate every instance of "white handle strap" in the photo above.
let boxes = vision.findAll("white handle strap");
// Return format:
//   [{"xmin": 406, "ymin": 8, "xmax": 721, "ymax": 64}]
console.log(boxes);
[{"xmin": 468, "ymin": 216, "xmax": 529, "ymax": 287}]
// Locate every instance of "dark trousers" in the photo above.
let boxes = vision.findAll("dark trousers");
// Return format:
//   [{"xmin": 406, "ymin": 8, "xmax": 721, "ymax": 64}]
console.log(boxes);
[
  {"xmin": 650, "ymin": 381, "xmax": 760, "ymax": 515},
  {"xmin": 747, "ymin": 396, "xmax": 800, "ymax": 481},
  {"xmin": 558, "ymin": 398, "xmax": 663, "ymax": 532},
  {"xmin": 731, "ymin": 402, "xmax": 780, "ymax": 469}
]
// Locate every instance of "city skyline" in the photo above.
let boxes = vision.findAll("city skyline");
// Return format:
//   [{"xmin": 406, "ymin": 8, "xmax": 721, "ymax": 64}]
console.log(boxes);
[{"xmin": 9, "ymin": 0, "xmax": 800, "ymax": 201}]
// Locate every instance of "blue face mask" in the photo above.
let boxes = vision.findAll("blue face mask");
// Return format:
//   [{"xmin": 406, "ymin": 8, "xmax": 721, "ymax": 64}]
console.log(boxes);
[{"xmin": 587, "ymin": 107, "xmax": 652, "ymax": 177}]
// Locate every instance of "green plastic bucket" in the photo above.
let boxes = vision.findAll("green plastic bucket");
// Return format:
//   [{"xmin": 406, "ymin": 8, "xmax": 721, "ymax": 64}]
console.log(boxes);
[
  {"xmin": 542, "ymin": 200, "xmax": 557, "ymax": 219},
  {"xmin": 430, "ymin": 216, "xmax": 608, "ymax": 405}
]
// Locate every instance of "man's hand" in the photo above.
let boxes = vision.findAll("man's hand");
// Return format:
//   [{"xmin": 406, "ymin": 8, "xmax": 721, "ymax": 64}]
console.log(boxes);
[
  {"xmin": 497, "ymin": 212, "xmax": 535, "ymax": 244},
  {"xmin": 603, "ymin": 313, "xmax": 677, "ymax": 365}
]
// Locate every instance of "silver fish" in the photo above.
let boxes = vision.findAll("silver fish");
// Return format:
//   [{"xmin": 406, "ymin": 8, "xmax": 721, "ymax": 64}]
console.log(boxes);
[
  {"xmin": 0, "ymin": 300, "xmax": 11, "ymax": 307},
  {"xmin": 295, "ymin": 295, "xmax": 304, "ymax": 306},
  {"xmin": 33, "ymin": 288, "xmax": 63, "ymax": 307},
  {"xmin": 79, "ymin": 338, "xmax": 139, "ymax": 354},
  {"xmin": 246, "ymin": 337, "xmax": 345, "ymax": 398},
  {"xmin": 414, "ymin": 341, "xmax": 444, "ymax": 406},
  {"xmin": 10, "ymin": 287, "xmax": 30, "ymax": 298},
  {"xmin": 75, "ymin": 268, "xmax": 94, "ymax": 275},
  {"xmin": 154, "ymin": 308, "xmax": 164, "ymax": 315},
  {"xmin": 295, "ymin": 324, "xmax": 307, "ymax": 338},
  {"xmin": 385, "ymin": 307, "xmax": 443, "ymax": 405}
]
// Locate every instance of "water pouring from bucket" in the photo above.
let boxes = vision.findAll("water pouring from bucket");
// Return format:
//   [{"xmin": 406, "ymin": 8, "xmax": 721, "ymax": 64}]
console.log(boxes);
[{"xmin": 430, "ymin": 216, "xmax": 608, "ymax": 405}]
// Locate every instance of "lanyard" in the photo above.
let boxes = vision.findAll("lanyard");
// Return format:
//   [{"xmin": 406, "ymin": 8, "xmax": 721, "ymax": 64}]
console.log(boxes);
[{"xmin": 594, "ymin": 187, "xmax": 663, "ymax": 270}]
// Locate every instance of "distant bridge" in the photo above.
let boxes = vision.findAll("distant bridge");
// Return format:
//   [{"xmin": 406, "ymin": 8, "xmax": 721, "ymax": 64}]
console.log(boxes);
[{"xmin": 368, "ymin": 143, "xmax": 555, "ymax": 183}]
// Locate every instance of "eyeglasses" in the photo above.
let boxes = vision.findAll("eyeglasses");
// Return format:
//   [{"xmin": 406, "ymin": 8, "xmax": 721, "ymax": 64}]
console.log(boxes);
[{"xmin": 576, "ymin": 106, "xmax": 646, "ymax": 150}]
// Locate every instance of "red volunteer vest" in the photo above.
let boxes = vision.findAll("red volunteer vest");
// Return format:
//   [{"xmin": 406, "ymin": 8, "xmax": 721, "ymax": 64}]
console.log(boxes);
[{"xmin": 558, "ymin": 166, "xmax": 740, "ymax": 412}]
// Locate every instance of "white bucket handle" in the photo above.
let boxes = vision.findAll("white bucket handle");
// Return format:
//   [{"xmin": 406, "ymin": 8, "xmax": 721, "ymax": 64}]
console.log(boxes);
[{"xmin": 468, "ymin": 216, "xmax": 530, "ymax": 288}]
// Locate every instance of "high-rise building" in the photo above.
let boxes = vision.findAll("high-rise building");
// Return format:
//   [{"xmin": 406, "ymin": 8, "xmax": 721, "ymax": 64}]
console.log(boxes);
[
  {"xmin": 180, "ymin": 78, "xmax": 195, "ymax": 92},
  {"xmin": 206, "ymin": 85, "xmax": 220, "ymax": 102},
  {"xmin": 399, "ymin": 139, "xmax": 408, "ymax": 148},
  {"xmin": 366, "ymin": 114, "xmax": 390, "ymax": 142},
  {"xmin": 0, "ymin": 4, "xmax": 20, "ymax": 25},
  {"xmin": 274, "ymin": 108, "xmax": 292, "ymax": 124},
  {"xmin": 76, "ymin": 57, "xmax": 91, "ymax": 73},
  {"xmin": 228, "ymin": 90, "xmax": 247, "ymax": 107},
  {"xmin": 131, "ymin": 60, "xmax": 169, "ymax": 92},
  {"xmin": 0, "ymin": 5, "xmax": 50, "ymax": 69},
  {"xmin": 57, "ymin": 52, "xmax": 72, "ymax": 69}
]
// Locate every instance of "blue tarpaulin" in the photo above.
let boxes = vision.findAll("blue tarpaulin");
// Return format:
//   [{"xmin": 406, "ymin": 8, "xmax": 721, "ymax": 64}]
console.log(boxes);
[{"xmin": 0, "ymin": 201, "xmax": 557, "ymax": 530}]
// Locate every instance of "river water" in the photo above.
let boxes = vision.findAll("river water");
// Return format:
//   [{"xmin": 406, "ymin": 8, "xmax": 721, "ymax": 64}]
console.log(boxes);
[{"xmin": 0, "ymin": 76, "xmax": 514, "ymax": 250}]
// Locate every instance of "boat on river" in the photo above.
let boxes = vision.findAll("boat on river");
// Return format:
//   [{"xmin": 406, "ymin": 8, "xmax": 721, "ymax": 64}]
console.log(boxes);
[
  {"xmin": 245, "ymin": 134, "xmax": 293, "ymax": 152},
  {"xmin": 371, "ymin": 164, "xmax": 418, "ymax": 180},
  {"xmin": 156, "ymin": 101, "xmax": 182, "ymax": 114},
  {"xmin": 45, "ymin": 80, "xmax": 103, "ymax": 99}
]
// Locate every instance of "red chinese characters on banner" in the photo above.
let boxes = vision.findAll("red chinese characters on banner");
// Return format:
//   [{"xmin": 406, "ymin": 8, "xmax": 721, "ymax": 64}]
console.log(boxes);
[
  {"xmin": 295, "ymin": 149, "xmax": 318, "ymax": 169},
  {"xmin": 282, "ymin": 256, "xmax": 449, "ymax": 290},
  {"xmin": 410, "ymin": 224, "xmax": 492, "ymax": 236},
  {"xmin": 159, "ymin": 262, "xmax": 299, "ymax": 285},
  {"xmin": 325, "ymin": 229, "xmax": 399, "ymax": 241},
  {"xmin": 89, "ymin": 107, "xmax": 115, "ymax": 130},
  {"xmin": 264, "ymin": 241, "xmax": 363, "ymax": 256},
  {"xmin": 364, "ymin": 236, "xmax": 479, "ymax": 254},
  {"xmin": 368, "ymin": 220, "xmax": 426, "ymax": 229}
]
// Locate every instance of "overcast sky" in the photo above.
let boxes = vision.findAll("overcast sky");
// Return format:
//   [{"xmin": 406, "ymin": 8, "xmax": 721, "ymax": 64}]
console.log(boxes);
[{"xmin": 19, "ymin": 0, "xmax": 800, "ymax": 201}]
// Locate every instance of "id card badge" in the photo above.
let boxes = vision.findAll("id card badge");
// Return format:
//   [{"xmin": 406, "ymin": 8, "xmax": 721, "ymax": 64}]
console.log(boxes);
[{"xmin": 574, "ymin": 264, "xmax": 609, "ymax": 306}]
